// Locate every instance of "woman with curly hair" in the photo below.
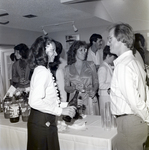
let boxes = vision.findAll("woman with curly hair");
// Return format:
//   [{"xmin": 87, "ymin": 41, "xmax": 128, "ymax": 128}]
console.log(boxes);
[
  {"xmin": 27, "ymin": 36, "xmax": 76, "ymax": 150},
  {"xmin": 64, "ymin": 40, "xmax": 99, "ymax": 115}
]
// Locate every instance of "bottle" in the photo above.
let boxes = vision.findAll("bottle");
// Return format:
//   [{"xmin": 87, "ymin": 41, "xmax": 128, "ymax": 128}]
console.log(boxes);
[
  {"xmin": 3, "ymin": 94, "xmax": 12, "ymax": 119},
  {"xmin": 77, "ymin": 96, "xmax": 82, "ymax": 115},
  {"xmin": 105, "ymin": 102, "xmax": 112, "ymax": 130},
  {"xmin": 9, "ymin": 96, "xmax": 20, "ymax": 123},
  {"xmin": 63, "ymin": 90, "xmax": 79, "ymax": 122},
  {"xmin": 21, "ymin": 99, "xmax": 30, "ymax": 122}
]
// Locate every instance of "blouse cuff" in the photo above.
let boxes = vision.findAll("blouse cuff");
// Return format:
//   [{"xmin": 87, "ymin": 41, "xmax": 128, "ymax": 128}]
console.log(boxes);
[{"xmin": 55, "ymin": 107, "xmax": 63, "ymax": 116}]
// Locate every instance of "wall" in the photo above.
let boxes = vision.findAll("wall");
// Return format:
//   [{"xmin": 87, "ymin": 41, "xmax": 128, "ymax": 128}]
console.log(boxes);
[
  {"xmin": 0, "ymin": 26, "xmax": 41, "ymax": 47},
  {"xmin": 0, "ymin": 25, "xmax": 109, "ymax": 95},
  {"xmin": 0, "ymin": 26, "xmax": 42, "ymax": 96},
  {"xmin": 0, "ymin": 25, "xmax": 148, "ymax": 58},
  {"xmin": 0, "ymin": 25, "xmax": 148, "ymax": 96},
  {"xmin": 48, "ymin": 26, "xmax": 149, "ymax": 59},
  {"xmin": 48, "ymin": 25, "xmax": 110, "ymax": 59}
]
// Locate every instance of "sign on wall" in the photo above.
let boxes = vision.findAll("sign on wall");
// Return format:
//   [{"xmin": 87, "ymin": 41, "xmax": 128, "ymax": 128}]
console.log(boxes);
[{"xmin": 65, "ymin": 34, "xmax": 80, "ymax": 50}]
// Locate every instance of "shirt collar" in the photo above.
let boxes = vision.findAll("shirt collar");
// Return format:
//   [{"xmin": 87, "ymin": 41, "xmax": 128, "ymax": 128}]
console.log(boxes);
[
  {"xmin": 90, "ymin": 47, "xmax": 101, "ymax": 54},
  {"xmin": 114, "ymin": 50, "xmax": 133, "ymax": 66}
]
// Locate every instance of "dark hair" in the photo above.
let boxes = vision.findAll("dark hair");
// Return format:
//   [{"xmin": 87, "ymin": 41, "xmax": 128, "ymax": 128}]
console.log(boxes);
[
  {"xmin": 134, "ymin": 33, "xmax": 145, "ymax": 62},
  {"xmin": 89, "ymin": 34, "xmax": 102, "ymax": 46},
  {"xmin": 67, "ymin": 40, "xmax": 87, "ymax": 65},
  {"xmin": 28, "ymin": 36, "xmax": 54, "ymax": 69},
  {"xmin": 49, "ymin": 40, "xmax": 63, "ymax": 76},
  {"xmin": 110, "ymin": 23, "xmax": 135, "ymax": 51},
  {"xmin": 10, "ymin": 53, "xmax": 17, "ymax": 61},
  {"xmin": 14, "ymin": 43, "xmax": 29, "ymax": 59},
  {"xmin": 103, "ymin": 45, "xmax": 117, "ymax": 60},
  {"xmin": 135, "ymin": 33, "xmax": 145, "ymax": 47}
]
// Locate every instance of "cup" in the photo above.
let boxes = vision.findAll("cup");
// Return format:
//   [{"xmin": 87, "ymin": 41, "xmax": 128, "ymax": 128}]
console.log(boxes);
[
  {"xmin": 101, "ymin": 108, "xmax": 106, "ymax": 128},
  {"xmin": 105, "ymin": 102, "xmax": 112, "ymax": 130},
  {"xmin": 21, "ymin": 102, "xmax": 30, "ymax": 122},
  {"xmin": 88, "ymin": 97, "xmax": 94, "ymax": 115}
]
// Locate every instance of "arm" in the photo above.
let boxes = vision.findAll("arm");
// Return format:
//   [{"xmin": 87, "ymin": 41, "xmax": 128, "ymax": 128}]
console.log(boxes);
[
  {"xmin": 87, "ymin": 62, "xmax": 99, "ymax": 98},
  {"xmin": 64, "ymin": 66, "xmax": 76, "ymax": 93},
  {"xmin": 91, "ymin": 62, "xmax": 99, "ymax": 92},
  {"xmin": 29, "ymin": 68, "xmax": 63, "ymax": 116},
  {"xmin": 12, "ymin": 62, "xmax": 19, "ymax": 83}
]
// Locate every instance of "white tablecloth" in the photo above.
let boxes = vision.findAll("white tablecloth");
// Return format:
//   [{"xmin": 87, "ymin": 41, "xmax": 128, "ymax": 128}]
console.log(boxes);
[{"xmin": 0, "ymin": 113, "xmax": 117, "ymax": 150}]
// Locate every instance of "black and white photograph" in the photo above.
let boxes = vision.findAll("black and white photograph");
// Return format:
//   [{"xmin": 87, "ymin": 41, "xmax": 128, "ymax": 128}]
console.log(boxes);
[{"xmin": 0, "ymin": 0, "xmax": 149, "ymax": 150}]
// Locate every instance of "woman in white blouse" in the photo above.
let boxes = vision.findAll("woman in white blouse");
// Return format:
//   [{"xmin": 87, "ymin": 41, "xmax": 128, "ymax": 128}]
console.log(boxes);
[
  {"xmin": 98, "ymin": 45, "xmax": 117, "ymax": 115},
  {"xmin": 27, "ymin": 36, "xmax": 75, "ymax": 150}
]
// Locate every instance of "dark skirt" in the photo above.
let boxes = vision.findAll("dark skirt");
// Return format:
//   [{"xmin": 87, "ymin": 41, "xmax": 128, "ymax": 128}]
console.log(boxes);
[{"xmin": 27, "ymin": 108, "xmax": 60, "ymax": 150}]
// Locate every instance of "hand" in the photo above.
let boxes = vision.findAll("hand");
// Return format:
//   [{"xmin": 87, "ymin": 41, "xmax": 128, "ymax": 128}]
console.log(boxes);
[
  {"xmin": 86, "ymin": 86, "xmax": 96, "ymax": 98},
  {"xmin": 20, "ymin": 78, "xmax": 25, "ymax": 83},
  {"xmin": 20, "ymin": 78, "xmax": 29, "ymax": 85},
  {"xmin": 75, "ymin": 83, "xmax": 85, "ymax": 93},
  {"xmin": 89, "ymin": 90, "xmax": 96, "ymax": 98},
  {"xmin": 16, "ymin": 87, "xmax": 25, "ymax": 93},
  {"xmin": 62, "ymin": 106, "xmax": 76, "ymax": 118}
]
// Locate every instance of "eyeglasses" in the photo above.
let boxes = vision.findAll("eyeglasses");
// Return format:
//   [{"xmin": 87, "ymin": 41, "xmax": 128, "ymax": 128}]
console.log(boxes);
[{"xmin": 78, "ymin": 47, "xmax": 87, "ymax": 53}]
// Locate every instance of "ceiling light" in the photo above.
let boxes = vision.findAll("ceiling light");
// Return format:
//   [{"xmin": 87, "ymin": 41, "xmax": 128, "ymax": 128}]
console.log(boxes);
[
  {"xmin": 0, "ymin": 10, "xmax": 9, "ymax": 25},
  {"xmin": 72, "ymin": 24, "xmax": 78, "ymax": 32},
  {"xmin": 41, "ymin": 21, "xmax": 78, "ymax": 35},
  {"xmin": 0, "ymin": 13, "xmax": 9, "ymax": 17},
  {"xmin": 0, "ymin": 21, "xmax": 9, "ymax": 25},
  {"xmin": 23, "ymin": 14, "xmax": 37, "ymax": 18},
  {"xmin": 42, "ymin": 28, "xmax": 48, "ymax": 36}
]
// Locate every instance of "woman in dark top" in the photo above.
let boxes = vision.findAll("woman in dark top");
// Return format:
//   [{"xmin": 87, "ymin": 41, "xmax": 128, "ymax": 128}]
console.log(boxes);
[{"xmin": 12, "ymin": 43, "xmax": 30, "ymax": 88}]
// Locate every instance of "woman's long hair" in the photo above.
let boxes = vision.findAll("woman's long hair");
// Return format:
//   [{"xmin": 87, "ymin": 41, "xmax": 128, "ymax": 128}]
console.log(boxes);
[
  {"xmin": 28, "ymin": 36, "xmax": 53, "ymax": 70},
  {"xmin": 49, "ymin": 40, "xmax": 63, "ymax": 76},
  {"xmin": 14, "ymin": 43, "xmax": 29, "ymax": 69},
  {"xmin": 67, "ymin": 40, "xmax": 87, "ymax": 65},
  {"xmin": 14, "ymin": 43, "xmax": 29, "ymax": 59},
  {"xmin": 134, "ymin": 33, "xmax": 145, "ymax": 63}
]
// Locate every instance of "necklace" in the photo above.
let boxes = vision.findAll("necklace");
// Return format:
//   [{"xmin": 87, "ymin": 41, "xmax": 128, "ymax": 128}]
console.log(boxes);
[{"xmin": 52, "ymin": 74, "xmax": 61, "ymax": 107}]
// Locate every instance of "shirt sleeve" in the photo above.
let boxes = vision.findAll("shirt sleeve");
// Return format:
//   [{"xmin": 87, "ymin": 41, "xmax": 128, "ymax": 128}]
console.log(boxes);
[
  {"xmin": 29, "ymin": 68, "xmax": 62, "ymax": 116},
  {"xmin": 90, "ymin": 62, "xmax": 99, "ymax": 91},
  {"xmin": 64, "ymin": 66, "xmax": 76, "ymax": 93},
  {"xmin": 12, "ymin": 62, "xmax": 19, "ymax": 83}
]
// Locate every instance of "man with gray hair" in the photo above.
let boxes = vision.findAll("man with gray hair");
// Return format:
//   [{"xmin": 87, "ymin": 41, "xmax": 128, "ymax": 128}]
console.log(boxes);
[{"xmin": 108, "ymin": 23, "xmax": 149, "ymax": 150}]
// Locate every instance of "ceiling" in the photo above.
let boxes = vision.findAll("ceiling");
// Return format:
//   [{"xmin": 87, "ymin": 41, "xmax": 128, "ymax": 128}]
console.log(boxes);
[{"xmin": 0, "ymin": 0, "xmax": 149, "ymax": 33}]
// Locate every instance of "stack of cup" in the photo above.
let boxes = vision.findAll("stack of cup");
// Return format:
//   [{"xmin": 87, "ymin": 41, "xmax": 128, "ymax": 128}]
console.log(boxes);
[
  {"xmin": 21, "ymin": 101, "xmax": 30, "ymax": 122},
  {"xmin": 105, "ymin": 102, "xmax": 112, "ymax": 130},
  {"xmin": 101, "ymin": 102, "xmax": 116, "ymax": 130}
]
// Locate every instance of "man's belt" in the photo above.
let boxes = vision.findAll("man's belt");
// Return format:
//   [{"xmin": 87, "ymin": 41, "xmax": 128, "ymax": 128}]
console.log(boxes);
[{"xmin": 115, "ymin": 114, "xmax": 128, "ymax": 118}]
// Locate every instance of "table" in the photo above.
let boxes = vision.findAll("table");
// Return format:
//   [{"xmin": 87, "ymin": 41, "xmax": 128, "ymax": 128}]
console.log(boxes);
[{"xmin": 0, "ymin": 113, "xmax": 117, "ymax": 150}]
